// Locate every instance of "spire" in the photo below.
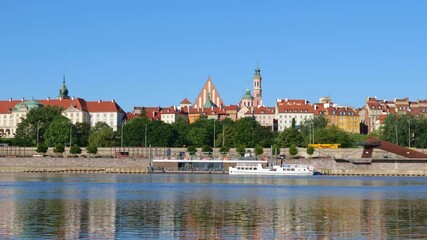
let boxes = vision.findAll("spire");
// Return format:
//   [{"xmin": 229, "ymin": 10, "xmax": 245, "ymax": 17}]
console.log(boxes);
[
  {"xmin": 203, "ymin": 91, "xmax": 217, "ymax": 108},
  {"xmin": 58, "ymin": 75, "xmax": 70, "ymax": 99},
  {"xmin": 254, "ymin": 65, "xmax": 261, "ymax": 78}
]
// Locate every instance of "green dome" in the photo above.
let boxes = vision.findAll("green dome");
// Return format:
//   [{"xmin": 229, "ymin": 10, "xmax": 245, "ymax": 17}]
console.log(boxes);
[
  {"xmin": 14, "ymin": 99, "xmax": 43, "ymax": 111},
  {"xmin": 242, "ymin": 88, "xmax": 254, "ymax": 100}
]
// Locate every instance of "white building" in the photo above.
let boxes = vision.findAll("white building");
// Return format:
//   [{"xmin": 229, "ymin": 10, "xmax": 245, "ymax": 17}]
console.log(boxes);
[
  {"xmin": 276, "ymin": 99, "xmax": 314, "ymax": 131},
  {"xmin": 0, "ymin": 80, "xmax": 125, "ymax": 138}
]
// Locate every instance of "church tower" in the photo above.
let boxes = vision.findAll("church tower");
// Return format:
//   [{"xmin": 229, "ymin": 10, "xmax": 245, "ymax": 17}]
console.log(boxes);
[
  {"xmin": 253, "ymin": 66, "xmax": 262, "ymax": 107},
  {"xmin": 57, "ymin": 75, "xmax": 70, "ymax": 99}
]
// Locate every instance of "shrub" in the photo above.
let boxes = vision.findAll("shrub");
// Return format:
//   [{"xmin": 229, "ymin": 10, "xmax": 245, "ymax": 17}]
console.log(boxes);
[
  {"xmin": 86, "ymin": 145, "xmax": 98, "ymax": 155},
  {"xmin": 306, "ymin": 146, "xmax": 314, "ymax": 157},
  {"xmin": 219, "ymin": 146, "xmax": 230, "ymax": 155},
  {"xmin": 53, "ymin": 143, "xmax": 65, "ymax": 154},
  {"xmin": 289, "ymin": 145, "xmax": 298, "ymax": 158},
  {"xmin": 70, "ymin": 145, "xmax": 82, "ymax": 155},
  {"xmin": 187, "ymin": 146, "xmax": 197, "ymax": 155},
  {"xmin": 202, "ymin": 145, "xmax": 213, "ymax": 155},
  {"xmin": 36, "ymin": 143, "xmax": 48, "ymax": 154},
  {"xmin": 236, "ymin": 146, "xmax": 245, "ymax": 157},
  {"xmin": 254, "ymin": 145, "xmax": 264, "ymax": 156}
]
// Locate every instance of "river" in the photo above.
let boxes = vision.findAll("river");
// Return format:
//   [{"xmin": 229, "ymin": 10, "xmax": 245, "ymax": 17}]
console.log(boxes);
[{"xmin": 0, "ymin": 173, "xmax": 426, "ymax": 239}]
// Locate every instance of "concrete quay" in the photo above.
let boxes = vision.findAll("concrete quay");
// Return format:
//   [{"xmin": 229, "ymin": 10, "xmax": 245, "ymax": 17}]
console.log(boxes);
[{"xmin": 0, "ymin": 157, "xmax": 150, "ymax": 174}]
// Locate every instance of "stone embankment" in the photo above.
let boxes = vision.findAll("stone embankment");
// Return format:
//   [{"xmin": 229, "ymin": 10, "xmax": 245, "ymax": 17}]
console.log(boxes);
[{"xmin": 0, "ymin": 157, "xmax": 150, "ymax": 174}]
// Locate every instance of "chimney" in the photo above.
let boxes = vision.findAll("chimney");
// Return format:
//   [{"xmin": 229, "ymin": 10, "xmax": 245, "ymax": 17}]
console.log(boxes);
[
  {"xmin": 47, "ymin": 97, "xmax": 50, "ymax": 101},
  {"xmin": 9, "ymin": 98, "xmax": 12, "ymax": 102},
  {"xmin": 112, "ymin": 99, "xmax": 115, "ymax": 103},
  {"xmin": 21, "ymin": 97, "xmax": 24, "ymax": 101},
  {"xmin": 98, "ymin": 100, "xmax": 101, "ymax": 103}
]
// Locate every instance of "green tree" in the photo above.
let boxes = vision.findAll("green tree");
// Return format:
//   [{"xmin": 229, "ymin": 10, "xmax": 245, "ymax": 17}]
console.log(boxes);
[
  {"xmin": 86, "ymin": 145, "xmax": 98, "ymax": 156},
  {"xmin": 315, "ymin": 125, "xmax": 354, "ymax": 148},
  {"xmin": 254, "ymin": 125, "xmax": 275, "ymax": 147},
  {"xmin": 188, "ymin": 127, "xmax": 209, "ymax": 147},
  {"xmin": 171, "ymin": 118, "xmax": 190, "ymax": 147},
  {"xmin": 254, "ymin": 145, "xmax": 264, "ymax": 156},
  {"xmin": 187, "ymin": 145, "xmax": 197, "ymax": 155},
  {"xmin": 276, "ymin": 128, "xmax": 304, "ymax": 147},
  {"xmin": 219, "ymin": 146, "xmax": 230, "ymax": 155},
  {"xmin": 44, "ymin": 116, "xmax": 72, "ymax": 147},
  {"xmin": 75, "ymin": 122, "xmax": 91, "ymax": 147},
  {"xmin": 123, "ymin": 117, "xmax": 151, "ymax": 147},
  {"xmin": 301, "ymin": 115, "xmax": 329, "ymax": 146},
  {"xmin": 13, "ymin": 106, "xmax": 63, "ymax": 146},
  {"xmin": 202, "ymin": 145, "xmax": 213, "ymax": 155},
  {"xmin": 36, "ymin": 143, "xmax": 48, "ymax": 154},
  {"xmin": 148, "ymin": 120, "xmax": 175, "ymax": 147},
  {"xmin": 216, "ymin": 118, "xmax": 235, "ymax": 148},
  {"xmin": 70, "ymin": 145, "xmax": 82, "ymax": 155},
  {"xmin": 88, "ymin": 122, "xmax": 117, "ymax": 147},
  {"xmin": 53, "ymin": 143, "xmax": 65, "ymax": 155},
  {"xmin": 291, "ymin": 118, "xmax": 296, "ymax": 129},
  {"xmin": 306, "ymin": 146, "xmax": 314, "ymax": 158},
  {"xmin": 236, "ymin": 145, "xmax": 246, "ymax": 157},
  {"xmin": 289, "ymin": 145, "xmax": 298, "ymax": 158},
  {"xmin": 232, "ymin": 117, "xmax": 258, "ymax": 147}
]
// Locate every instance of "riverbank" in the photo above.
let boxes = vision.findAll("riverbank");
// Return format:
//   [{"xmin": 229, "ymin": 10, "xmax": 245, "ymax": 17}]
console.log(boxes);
[{"xmin": 2, "ymin": 157, "xmax": 427, "ymax": 176}]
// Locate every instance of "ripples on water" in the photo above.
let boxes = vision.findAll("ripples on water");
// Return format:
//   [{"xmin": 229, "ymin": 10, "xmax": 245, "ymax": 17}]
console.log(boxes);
[{"xmin": 0, "ymin": 174, "xmax": 426, "ymax": 239}]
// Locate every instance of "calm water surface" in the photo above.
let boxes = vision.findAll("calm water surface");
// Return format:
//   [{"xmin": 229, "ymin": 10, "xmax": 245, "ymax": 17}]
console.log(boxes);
[{"xmin": 0, "ymin": 173, "xmax": 426, "ymax": 239}]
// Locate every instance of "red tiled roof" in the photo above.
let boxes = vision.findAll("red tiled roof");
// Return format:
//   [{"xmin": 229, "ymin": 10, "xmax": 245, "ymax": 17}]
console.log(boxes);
[
  {"xmin": 85, "ymin": 100, "xmax": 123, "ymax": 113},
  {"xmin": 0, "ymin": 99, "xmax": 21, "ymax": 114},
  {"xmin": 180, "ymin": 98, "xmax": 191, "ymax": 104},
  {"xmin": 253, "ymin": 106, "xmax": 274, "ymax": 114},
  {"xmin": 39, "ymin": 98, "xmax": 88, "ymax": 111},
  {"xmin": 326, "ymin": 107, "xmax": 357, "ymax": 116},
  {"xmin": 278, "ymin": 99, "xmax": 309, "ymax": 105},
  {"xmin": 277, "ymin": 102, "xmax": 314, "ymax": 113},
  {"xmin": 126, "ymin": 112, "xmax": 141, "ymax": 120},
  {"xmin": 223, "ymin": 105, "xmax": 239, "ymax": 111}
]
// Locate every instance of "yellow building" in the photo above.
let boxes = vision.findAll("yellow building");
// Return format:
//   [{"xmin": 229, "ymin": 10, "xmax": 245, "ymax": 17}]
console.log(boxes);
[{"xmin": 326, "ymin": 107, "xmax": 360, "ymax": 133}]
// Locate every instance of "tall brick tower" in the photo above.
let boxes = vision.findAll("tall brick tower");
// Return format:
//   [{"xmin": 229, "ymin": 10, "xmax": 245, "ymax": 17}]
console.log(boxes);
[{"xmin": 253, "ymin": 66, "xmax": 262, "ymax": 107}]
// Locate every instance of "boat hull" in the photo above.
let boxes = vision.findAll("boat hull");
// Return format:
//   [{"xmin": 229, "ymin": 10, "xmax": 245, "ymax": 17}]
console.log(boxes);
[{"xmin": 229, "ymin": 164, "xmax": 315, "ymax": 176}]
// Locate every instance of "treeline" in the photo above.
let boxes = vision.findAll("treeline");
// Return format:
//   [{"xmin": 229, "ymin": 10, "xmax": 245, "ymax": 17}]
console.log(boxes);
[
  {"xmin": 10, "ymin": 106, "xmax": 366, "ymax": 149},
  {"xmin": 378, "ymin": 114, "xmax": 427, "ymax": 148}
]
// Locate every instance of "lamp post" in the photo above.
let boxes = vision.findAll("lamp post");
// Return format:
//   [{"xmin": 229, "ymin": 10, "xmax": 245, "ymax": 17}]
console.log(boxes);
[
  {"xmin": 37, "ymin": 121, "xmax": 41, "ymax": 148},
  {"xmin": 121, "ymin": 120, "xmax": 125, "ymax": 148},
  {"xmin": 213, "ymin": 119, "xmax": 216, "ymax": 149},
  {"xmin": 408, "ymin": 119, "xmax": 411, "ymax": 148},
  {"xmin": 69, "ymin": 125, "xmax": 72, "ymax": 147},
  {"xmin": 395, "ymin": 124, "xmax": 398, "ymax": 145},
  {"xmin": 145, "ymin": 124, "xmax": 147, "ymax": 148}
]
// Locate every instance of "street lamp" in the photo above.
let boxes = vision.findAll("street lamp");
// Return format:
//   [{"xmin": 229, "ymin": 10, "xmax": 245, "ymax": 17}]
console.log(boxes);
[
  {"xmin": 395, "ymin": 124, "xmax": 398, "ymax": 145},
  {"xmin": 213, "ymin": 119, "xmax": 216, "ymax": 149},
  {"xmin": 69, "ymin": 125, "xmax": 73, "ymax": 147},
  {"xmin": 145, "ymin": 124, "xmax": 148, "ymax": 148},
  {"xmin": 408, "ymin": 119, "xmax": 411, "ymax": 148},
  {"xmin": 36, "ymin": 121, "xmax": 41, "ymax": 148},
  {"xmin": 121, "ymin": 119, "xmax": 125, "ymax": 148}
]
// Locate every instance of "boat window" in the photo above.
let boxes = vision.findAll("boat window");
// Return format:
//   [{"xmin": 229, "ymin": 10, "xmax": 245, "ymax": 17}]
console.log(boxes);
[
  {"xmin": 291, "ymin": 169, "xmax": 295, "ymax": 171},
  {"xmin": 254, "ymin": 168, "xmax": 257, "ymax": 170}
]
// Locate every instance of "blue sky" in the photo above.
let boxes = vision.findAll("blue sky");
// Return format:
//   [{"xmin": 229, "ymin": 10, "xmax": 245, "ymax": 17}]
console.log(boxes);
[{"xmin": 1, "ymin": 0, "xmax": 426, "ymax": 112}]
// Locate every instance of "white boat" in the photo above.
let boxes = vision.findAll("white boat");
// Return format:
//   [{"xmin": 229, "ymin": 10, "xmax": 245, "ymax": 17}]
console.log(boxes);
[{"xmin": 228, "ymin": 162, "xmax": 315, "ymax": 176}]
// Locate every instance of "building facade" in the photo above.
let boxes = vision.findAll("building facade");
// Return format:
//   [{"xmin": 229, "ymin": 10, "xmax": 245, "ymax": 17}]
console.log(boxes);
[{"xmin": 0, "ymin": 80, "xmax": 125, "ymax": 138}]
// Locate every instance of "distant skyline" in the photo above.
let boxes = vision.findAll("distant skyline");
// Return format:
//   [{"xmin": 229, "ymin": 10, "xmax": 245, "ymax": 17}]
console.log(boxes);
[{"xmin": 1, "ymin": 0, "xmax": 426, "ymax": 112}]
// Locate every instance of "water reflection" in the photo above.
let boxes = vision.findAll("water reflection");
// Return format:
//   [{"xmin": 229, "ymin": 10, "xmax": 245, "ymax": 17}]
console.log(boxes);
[{"xmin": 0, "ymin": 174, "xmax": 426, "ymax": 239}]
